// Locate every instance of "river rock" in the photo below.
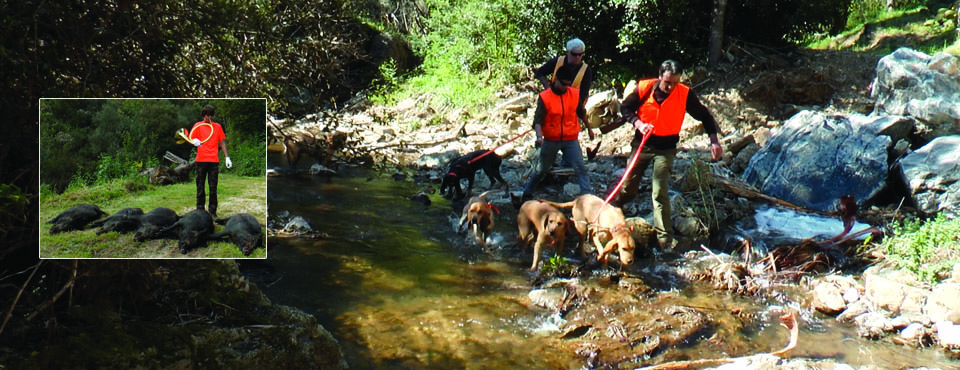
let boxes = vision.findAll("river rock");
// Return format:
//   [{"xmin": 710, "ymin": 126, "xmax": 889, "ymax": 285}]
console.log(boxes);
[
  {"xmin": 899, "ymin": 322, "xmax": 928, "ymax": 345},
  {"xmin": 897, "ymin": 135, "xmax": 960, "ymax": 218},
  {"xmin": 417, "ymin": 150, "xmax": 459, "ymax": 169},
  {"xmin": 847, "ymin": 113, "xmax": 916, "ymax": 142},
  {"xmin": 935, "ymin": 321, "xmax": 960, "ymax": 349},
  {"xmin": 924, "ymin": 282, "xmax": 960, "ymax": 323},
  {"xmin": 283, "ymin": 216, "xmax": 313, "ymax": 233},
  {"xmin": 528, "ymin": 287, "xmax": 567, "ymax": 309},
  {"xmin": 742, "ymin": 110, "xmax": 890, "ymax": 212},
  {"xmin": 863, "ymin": 266, "xmax": 928, "ymax": 316},
  {"xmin": 837, "ymin": 299, "xmax": 871, "ymax": 323},
  {"xmin": 855, "ymin": 311, "xmax": 894, "ymax": 338},
  {"xmin": 811, "ymin": 279, "xmax": 848, "ymax": 315},
  {"xmin": 871, "ymin": 48, "xmax": 960, "ymax": 141}
]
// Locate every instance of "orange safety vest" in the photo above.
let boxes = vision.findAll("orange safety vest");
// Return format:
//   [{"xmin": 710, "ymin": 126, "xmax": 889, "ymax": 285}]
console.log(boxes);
[
  {"xmin": 551, "ymin": 57, "xmax": 588, "ymax": 88},
  {"xmin": 539, "ymin": 87, "xmax": 581, "ymax": 141},
  {"xmin": 635, "ymin": 79, "xmax": 689, "ymax": 136}
]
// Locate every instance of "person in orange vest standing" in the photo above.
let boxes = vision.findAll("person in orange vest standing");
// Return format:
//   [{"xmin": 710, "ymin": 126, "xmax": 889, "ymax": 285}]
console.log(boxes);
[
  {"xmin": 615, "ymin": 60, "xmax": 723, "ymax": 249},
  {"xmin": 189, "ymin": 105, "xmax": 231, "ymax": 218},
  {"xmin": 521, "ymin": 64, "xmax": 593, "ymax": 199},
  {"xmin": 535, "ymin": 38, "xmax": 596, "ymax": 168}
]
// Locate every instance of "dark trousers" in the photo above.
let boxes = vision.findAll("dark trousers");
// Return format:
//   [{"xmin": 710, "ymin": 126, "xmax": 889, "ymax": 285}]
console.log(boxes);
[{"xmin": 196, "ymin": 162, "xmax": 219, "ymax": 214}]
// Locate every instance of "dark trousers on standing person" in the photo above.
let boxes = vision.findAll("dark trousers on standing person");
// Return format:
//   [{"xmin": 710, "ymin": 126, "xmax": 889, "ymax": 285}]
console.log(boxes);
[
  {"xmin": 614, "ymin": 139, "xmax": 677, "ymax": 247},
  {"xmin": 196, "ymin": 162, "xmax": 219, "ymax": 216}
]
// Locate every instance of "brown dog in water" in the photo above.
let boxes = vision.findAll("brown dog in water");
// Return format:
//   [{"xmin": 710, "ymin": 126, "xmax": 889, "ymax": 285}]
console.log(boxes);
[
  {"xmin": 459, "ymin": 191, "xmax": 498, "ymax": 249},
  {"xmin": 544, "ymin": 194, "xmax": 635, "ymax": 268},
  {"xmin": 517, "ymin": 200, "xmax": 569, "ymax": 271}
]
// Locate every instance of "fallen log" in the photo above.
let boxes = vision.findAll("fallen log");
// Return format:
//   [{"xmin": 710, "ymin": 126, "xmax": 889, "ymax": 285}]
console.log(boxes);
[{"xmin": 713, "ymin": 176, "xmax": 830, "ymax": 216}]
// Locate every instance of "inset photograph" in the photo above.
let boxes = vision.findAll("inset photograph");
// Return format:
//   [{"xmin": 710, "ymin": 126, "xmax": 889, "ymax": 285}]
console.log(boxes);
[{"xmin": 39, "ymin": 99, "xmax": 267, "ymax": 258}]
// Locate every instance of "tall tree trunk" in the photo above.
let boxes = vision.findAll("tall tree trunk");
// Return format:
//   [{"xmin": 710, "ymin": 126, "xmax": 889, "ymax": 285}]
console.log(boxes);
[{"xmin": 708, "ymin": 0, "xmax": 727, "ymax": 70}]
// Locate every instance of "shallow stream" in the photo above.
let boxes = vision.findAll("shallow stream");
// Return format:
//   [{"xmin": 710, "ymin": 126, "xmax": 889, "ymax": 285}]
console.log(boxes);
[{"xmin": 257, "ymin": 168, "xmax": 957, "ymax": 369}]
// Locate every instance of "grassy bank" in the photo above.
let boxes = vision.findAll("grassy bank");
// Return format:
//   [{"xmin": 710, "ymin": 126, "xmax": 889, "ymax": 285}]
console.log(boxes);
[{"xmin": 40, "ymin": 175, "xmax": 266, "ymax": 258}]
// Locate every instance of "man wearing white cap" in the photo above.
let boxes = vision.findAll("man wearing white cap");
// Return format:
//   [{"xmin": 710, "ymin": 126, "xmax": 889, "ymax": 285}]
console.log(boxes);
[{"xmin": 534, "ymin": 37, "xmax": 594, "ymax": 109}]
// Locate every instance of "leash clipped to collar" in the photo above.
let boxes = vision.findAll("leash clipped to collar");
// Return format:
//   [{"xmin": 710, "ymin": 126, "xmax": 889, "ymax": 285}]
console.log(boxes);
[
  {"xmin": 175, "ymin": 122, "xmax": 214, "ymax": 145},
  {"xmin": 594, "ymin": 127, "xmax": 653, "ymax": 224},
  {"xmin": 466, "ymin": 129, "xmax": 533, "ymax": 165}
]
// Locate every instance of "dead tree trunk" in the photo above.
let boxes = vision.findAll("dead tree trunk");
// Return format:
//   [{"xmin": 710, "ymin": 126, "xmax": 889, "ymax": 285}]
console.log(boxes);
[{"xmin": 708, "ymin": 0, "xmax": 728, "ymax": 70}]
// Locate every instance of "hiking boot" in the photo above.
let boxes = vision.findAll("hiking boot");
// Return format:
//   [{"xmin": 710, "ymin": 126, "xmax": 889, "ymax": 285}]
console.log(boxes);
[{"xmin": 658, "ymin": 238, "xmax": 676, "ymax": 250}]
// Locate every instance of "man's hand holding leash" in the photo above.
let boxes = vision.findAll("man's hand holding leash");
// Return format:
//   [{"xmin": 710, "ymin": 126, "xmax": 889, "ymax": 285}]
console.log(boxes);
[{"xmin": 633, "ymin": 120, "xmax": 653, "ymax": 135}]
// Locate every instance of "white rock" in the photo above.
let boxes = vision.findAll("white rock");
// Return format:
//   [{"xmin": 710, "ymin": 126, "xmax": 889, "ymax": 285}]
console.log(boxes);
[{"xmin": 935, "ymin": 321, "xmax": 960, "ymax": 349}]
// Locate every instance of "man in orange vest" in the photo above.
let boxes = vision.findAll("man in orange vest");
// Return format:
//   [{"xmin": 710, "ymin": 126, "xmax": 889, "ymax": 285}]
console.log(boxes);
[
  {"xmin": 521, "ymin": 64, "xmax": 593, "ymax": 199},
  {"xmin": 615, "ymin": 60, "xmax": 723, "ymax": 249},
  {"xmin": 190, "ymin": 105, "xmax": 231, "ymax": 218}
]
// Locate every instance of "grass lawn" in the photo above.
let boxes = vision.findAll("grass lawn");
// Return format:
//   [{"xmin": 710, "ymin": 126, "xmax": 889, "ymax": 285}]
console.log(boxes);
[{"xmin": 40, "ymin": 174, "xmax": 267, "ymax": 259}]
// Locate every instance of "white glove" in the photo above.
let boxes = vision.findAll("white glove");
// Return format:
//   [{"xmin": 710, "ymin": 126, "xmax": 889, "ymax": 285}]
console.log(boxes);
[
  {"xmin": 634, "ymin": 120, "xmax": 654, "ymax": 135},
  {"xmin": 192, "ymin": 138, "xmax": 202, "ymax": 147},
  {"xmin": 225, "ymin": 157, "xmax": 233, "ymax": 169}
]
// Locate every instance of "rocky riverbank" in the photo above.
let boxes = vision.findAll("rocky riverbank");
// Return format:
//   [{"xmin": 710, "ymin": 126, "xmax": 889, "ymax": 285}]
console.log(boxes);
[{"xmin": 267, "ymin": 47, "xmax": 960, "ymax": 368}]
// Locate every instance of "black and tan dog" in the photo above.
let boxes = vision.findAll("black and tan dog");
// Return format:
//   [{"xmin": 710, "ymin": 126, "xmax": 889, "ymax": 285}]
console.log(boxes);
[
  {"xmin": 439, "ymin": 149, "xmax": 508, "ymax": 201},
  {"xmin": 544, "ymin": 194, "xmax": 636, "ymax": 267},
  {"xmin": 517, "ymin": 200, "xmax": 569, "ymax": 271},
  {"xmin": 458, "ymin": 191, "xmax": 499, "ymax": 249}
]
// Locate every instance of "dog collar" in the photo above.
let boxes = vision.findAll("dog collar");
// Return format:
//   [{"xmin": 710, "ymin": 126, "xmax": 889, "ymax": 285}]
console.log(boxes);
[
  {"xmin": 446, "ymin": 172, "xmax": 458, "ymax": 177},
  {"xmin": 486, "ymin": 203, "xmax": 500, "ymax": 215}
]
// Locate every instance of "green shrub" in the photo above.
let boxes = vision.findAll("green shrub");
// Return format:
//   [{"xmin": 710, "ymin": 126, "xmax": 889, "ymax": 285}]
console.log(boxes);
[
  {"xmin": 228, "ymin": 136, "xmax": 267, "ymax": 177},
  {"xmin": 881, "ymin": 213, "xmax": 960, "ymax": 283}
]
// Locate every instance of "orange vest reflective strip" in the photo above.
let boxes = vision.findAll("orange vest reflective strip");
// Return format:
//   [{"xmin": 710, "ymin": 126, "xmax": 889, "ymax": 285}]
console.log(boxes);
[
  {"xmin": 551, "ymin": 58, "xmax": 588, "ymax": 88},
  {"xmin": 636, "ymin": 79, "xmax": 689, "ymax": 136},
  {"xmin": 540, "ymin": 87, "xmax": 581, "ymax": 141}
]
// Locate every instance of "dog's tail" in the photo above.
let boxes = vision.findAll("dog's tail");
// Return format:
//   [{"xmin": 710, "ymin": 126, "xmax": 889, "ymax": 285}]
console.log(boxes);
[
  {"xmin": 477, "ymin": 190, "xmax": 494, "ymax": 203},
  {"xmin": 538, "ymin": 199, "xmax": 575, "ymax": 209}
]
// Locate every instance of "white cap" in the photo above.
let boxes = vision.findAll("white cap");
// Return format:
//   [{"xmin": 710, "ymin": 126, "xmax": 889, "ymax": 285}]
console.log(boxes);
[{"xmin": 566, "ymin": 38, "xmax": 585, "ymax": 53}]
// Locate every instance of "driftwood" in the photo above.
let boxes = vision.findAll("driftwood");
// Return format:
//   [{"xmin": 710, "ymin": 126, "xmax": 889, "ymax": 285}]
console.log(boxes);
[{"xmin": 366, "ymin": 119, "xmax": 468, "ymax": 151}]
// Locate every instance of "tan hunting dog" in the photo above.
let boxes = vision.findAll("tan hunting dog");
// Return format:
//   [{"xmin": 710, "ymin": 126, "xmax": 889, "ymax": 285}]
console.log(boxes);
[
  {"xmin": 544, "ymin": 194, "xmax": 636, "ymax": 268},
  {"xmin": 459, "ymin": 191, "xmax": 499, "ymax": 249},
  {"xmin": 517, "ymin": 200, "xmax": 569, "ymax": 271}
]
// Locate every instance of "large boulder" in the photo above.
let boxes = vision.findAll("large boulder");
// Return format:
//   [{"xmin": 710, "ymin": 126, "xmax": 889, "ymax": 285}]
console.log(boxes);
[
  {"xmin": 742, "ymin": 110, "xmax": 890, "ymax": 212},
  {"xmin": 897, "ymin": 135, "xmax": 960, "ymax": 218},
  {"xmin": 871, "ymin": 48, "xmax": 960, "ymax": 140}
]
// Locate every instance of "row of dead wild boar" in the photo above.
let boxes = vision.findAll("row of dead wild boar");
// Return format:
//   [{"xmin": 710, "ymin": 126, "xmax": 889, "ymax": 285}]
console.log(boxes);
[{"xmin": 46, "ymin": 204, "xmax": 263, "ymax": 256}]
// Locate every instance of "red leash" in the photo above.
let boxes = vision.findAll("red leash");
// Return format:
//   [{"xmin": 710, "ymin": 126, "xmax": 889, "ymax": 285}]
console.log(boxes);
[
  {"xmin": 466, "ymin": 129, "xmax": 533, "ymax": 164},
  {"xmin": 594, "ymin": 128, "xmax": 653, "ymax": 224}
]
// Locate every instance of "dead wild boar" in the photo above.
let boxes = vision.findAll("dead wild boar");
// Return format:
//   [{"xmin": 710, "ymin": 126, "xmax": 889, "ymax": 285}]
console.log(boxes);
[
  {"xmin": 89, "ymin": 208, "xmax": 144, "ymax": 235},
  {"xmin": 159, "ymin": 209, "xmax": 214, "ymax": 254},
  {"xmin": 133, "ymin": 207, "xmax": 180, "ymax": 242},
  {"xmin": 210, "ymin": 213, "xmax": 264, "ymax": 256},
  {"xmin": 47, "ymin": 204, "xmax": 108, "ymax": 234}
]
